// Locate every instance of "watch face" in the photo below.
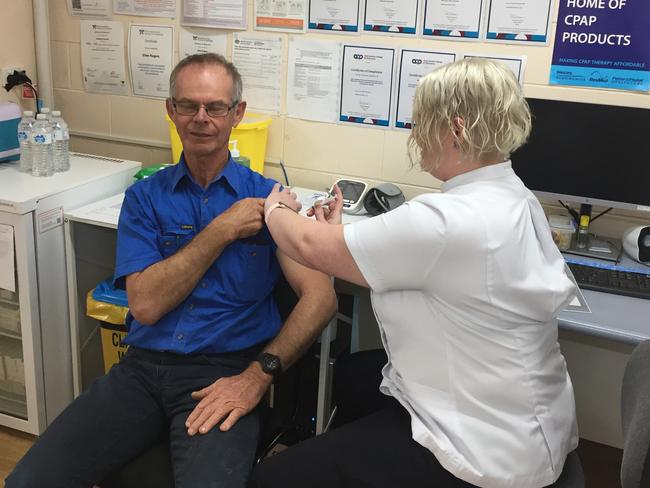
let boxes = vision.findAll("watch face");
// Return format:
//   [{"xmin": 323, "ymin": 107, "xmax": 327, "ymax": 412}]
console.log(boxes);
[
  {"xmin": 265, "ymin": 355, "xmax": 280, "ymax": 370},
  {"xmin": 259, "ymin": 353, "xmax": 281, "ymax": 376}
]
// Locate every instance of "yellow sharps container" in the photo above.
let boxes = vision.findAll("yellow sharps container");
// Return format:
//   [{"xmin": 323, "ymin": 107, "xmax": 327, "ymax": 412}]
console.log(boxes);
[{"xmin": 166, "ymin": 112, "xmax": 271, "ymax": 174}]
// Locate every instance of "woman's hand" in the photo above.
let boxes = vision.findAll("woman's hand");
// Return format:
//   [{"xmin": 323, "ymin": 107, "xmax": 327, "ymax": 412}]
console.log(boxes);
[
  {"xmin": 307, "ymin": 184, "xmax": 344, "ymax": 225},
  {"xmin": 265, "ymin": 183, "xmax": 302, "ymax": 217}
]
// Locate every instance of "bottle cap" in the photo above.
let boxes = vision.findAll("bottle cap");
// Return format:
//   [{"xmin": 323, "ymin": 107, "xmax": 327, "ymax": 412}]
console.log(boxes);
[
  {"xmin": 24, "ymin": 110, "xmax": 34, "ymax": 117},
  {"xmin": 230, "ymin": 140, "xmax": 240, "ymax": 158},
  {"xmin": 52, "ymin": 110, "xmax": 61, "ymax": 117},
  {"xmin": 36, "ymin": 114, "xmax": 46, "ymax": 120}
]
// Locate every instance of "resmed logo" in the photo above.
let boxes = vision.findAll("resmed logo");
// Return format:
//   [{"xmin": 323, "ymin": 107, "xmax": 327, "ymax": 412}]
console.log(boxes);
[
  {"xmin": 353, "ymin": 54, "xmax": 364, "ymax": 59},
  {"xmin": 589, "ymin": 70, "xmax": 609, "ymax": 82},
  {"xmin": 412, "ymin": 58, "xmax": 423, "ymax": 64}
]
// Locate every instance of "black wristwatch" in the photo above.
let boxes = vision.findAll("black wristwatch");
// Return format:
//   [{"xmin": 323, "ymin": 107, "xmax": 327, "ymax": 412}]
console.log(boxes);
[{"xmin": 256, "ymin": 352, "xmax": 282, "ymax": 379}]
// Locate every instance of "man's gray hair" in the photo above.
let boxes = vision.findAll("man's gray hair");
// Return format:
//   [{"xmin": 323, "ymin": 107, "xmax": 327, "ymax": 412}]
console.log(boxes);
[{"xmin": 168, "ymin": 53, "xmax": 243, "ymax": 104}]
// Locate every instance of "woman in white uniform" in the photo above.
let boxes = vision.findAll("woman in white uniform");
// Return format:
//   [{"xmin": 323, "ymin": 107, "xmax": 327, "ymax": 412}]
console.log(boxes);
[{"xmin": 250, "ymin": 58, "xmax": 579, "ymax": 488}]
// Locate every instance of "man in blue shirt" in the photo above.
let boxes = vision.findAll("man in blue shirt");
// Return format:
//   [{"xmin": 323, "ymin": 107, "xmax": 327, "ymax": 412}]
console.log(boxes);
[{"xmin": 6, "ymin": 53, "xmax": 337, "ymax": 488}]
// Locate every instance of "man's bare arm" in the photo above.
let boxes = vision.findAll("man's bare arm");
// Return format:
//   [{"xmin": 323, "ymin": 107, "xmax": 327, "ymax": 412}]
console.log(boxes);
[
  {"xmin": 126, "ymin": 198, "xmax": 265, "ymax": 325},
  {"xmin": 186, "ymin": 250, "xmax": 338, "ymax": 434}
]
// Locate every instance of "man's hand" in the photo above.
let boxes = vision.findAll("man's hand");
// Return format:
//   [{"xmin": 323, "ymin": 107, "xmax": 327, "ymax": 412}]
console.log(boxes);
[
  {"xmin": 185, "ymin": 363, "xmax": 272, "ymax": 435},
  {"xmin": 218, "ymin": 198, "xmax": 265, "ymax": 240}
]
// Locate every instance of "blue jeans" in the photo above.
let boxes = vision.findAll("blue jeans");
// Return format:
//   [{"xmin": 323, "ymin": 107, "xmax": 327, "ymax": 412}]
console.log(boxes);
[{"xmin": 5, "ymin": 346, "xmax": 262, "ymax": 488}]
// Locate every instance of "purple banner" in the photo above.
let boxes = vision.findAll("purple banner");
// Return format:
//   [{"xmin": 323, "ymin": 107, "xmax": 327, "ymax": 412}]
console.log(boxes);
[{"xmin": 551, "ymin": 0, "xmax": 650, "ymax": 91}]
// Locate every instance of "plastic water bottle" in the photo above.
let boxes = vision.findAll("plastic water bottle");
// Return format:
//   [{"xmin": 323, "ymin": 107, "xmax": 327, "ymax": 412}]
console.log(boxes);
[
  {"xmin": 31, "ymin": 113, "xmax": 54, "ymax": 177},
  {"xmin": 51, "ymin": 110, "xmax": 70, "ymax": 172},
  {"xmin": 17, "ymin": 110, "xmax": 34, "ymax": 173}
]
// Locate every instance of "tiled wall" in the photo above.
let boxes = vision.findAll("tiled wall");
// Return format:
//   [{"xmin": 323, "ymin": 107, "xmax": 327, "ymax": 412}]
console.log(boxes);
[
  {"xmin": 47, "ymin": 0, "xmax": 650, "ymax": 226},
  {"xmin": 0, "ymin": 2, "xmax": 37, "ymax": 107}
]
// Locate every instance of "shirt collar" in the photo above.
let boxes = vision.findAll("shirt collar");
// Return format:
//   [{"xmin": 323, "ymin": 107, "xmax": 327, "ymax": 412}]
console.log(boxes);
[
  {"xmin": 441, "ymin": 161, "xmax": 514, "ymax": 192},
  {"xmin": 171, "ymin": 152, "xmax": 243, "ymax": 195}
]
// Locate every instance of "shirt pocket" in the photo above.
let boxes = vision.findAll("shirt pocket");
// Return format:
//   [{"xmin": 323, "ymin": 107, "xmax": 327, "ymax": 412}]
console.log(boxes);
[
  {"xmin": 226, "ymin": 239, "xmax": 276, "ymax": 303},
  {"xmin": 159, "ymin": 226, "xmax": 195, "ymax": 258}
]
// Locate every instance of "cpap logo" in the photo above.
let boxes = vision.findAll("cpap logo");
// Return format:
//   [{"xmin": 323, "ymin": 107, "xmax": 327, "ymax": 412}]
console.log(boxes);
[
  {"xmin": 353, "ymin": 54, "xmax": 364, "ymax": 60},
  {"xmin": 589, "ymin": 71, "xmax": 609, "ymax": 82},
  {"xmin": 412, "ymin": 58, "xmax": 423, "ymax": 64}
]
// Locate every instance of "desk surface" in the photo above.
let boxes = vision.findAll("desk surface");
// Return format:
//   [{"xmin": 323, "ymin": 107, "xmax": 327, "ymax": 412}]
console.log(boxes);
[{"xmin": 66, "ymin": 189, "xmax": 650, "ymax": 346}]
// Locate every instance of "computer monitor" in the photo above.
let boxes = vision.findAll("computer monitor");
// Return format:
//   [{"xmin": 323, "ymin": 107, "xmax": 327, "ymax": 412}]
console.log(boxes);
[{"xmin": 511, "ymin": 98, "xmax": 650, "ymax": 213}]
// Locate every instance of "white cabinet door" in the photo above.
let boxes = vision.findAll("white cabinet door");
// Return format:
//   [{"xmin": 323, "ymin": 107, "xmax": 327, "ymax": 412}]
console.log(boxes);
[{"xmin": 0, "ymin": 210, "xmax": 45, "ymax": 434}]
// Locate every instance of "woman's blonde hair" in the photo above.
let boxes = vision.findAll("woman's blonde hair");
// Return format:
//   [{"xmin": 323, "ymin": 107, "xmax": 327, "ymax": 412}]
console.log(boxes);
[{"xmin": 408, "ymin": 57, "xmax": 531, "ymax": 171}]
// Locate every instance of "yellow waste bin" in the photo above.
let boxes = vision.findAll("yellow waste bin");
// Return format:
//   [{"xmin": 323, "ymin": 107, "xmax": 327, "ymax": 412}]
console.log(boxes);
[
  {"xmin": 86, "ymin": 280, "xmax": 130, "ymax": 373},
  {"xmin": 166, "ymin": 112, "xmax": 271, "ymax": 174}
]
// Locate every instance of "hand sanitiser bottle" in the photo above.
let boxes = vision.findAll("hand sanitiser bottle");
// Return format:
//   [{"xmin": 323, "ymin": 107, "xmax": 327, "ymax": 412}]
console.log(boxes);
[
  {"xmin": 51, "ymin": 110, "xmax": 70, "ymax": 172},
  {"xmin": 17, "ymin": 110, "xmax": 34, "ymax": 173},
  {"xmin": 31, "ymin": 113, "xmax": 54, "ymax": 177},
  {"xmin": 230, "ymin": 140, "xmax": 250, "ymax": 168}
]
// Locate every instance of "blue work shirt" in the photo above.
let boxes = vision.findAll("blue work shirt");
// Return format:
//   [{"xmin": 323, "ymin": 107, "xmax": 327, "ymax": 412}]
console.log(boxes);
[{"xmin": 114, "ymin": 154, "xmax": 282, "ymax": 354}]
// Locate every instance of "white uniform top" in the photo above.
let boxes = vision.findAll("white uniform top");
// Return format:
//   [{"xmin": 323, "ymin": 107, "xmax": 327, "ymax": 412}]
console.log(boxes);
[{"xmin": 343, "ymin": 162, "xmax": 578, "ymax": 488}]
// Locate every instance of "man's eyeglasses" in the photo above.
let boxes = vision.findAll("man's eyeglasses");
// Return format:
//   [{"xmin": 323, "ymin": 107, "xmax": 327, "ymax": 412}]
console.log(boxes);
[{"xmin": 171, "ymin": 98, "xmax": 238, "ymax": 118}]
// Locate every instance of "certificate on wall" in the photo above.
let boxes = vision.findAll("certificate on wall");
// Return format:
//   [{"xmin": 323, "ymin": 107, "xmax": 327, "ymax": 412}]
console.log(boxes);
[
  {"xmin": 114, "ymin": 0, "xmax": 176, "ymax": 18},
  {"xmin": 462, "ymin": 53, "xmax": 527, "ymax": 84},
  {"xmin": 340, "ymin": 45, "xmax": 395, "ymax": 127},
  {"xmin": 486, "ymin": 0, "xmax": 553, "ymax": 44},
  {"xmin": 395, "ymin": 49, "xmax": 456, "ymax": 129},
  {"xmin": 308, "ymin": 0, "xmax": 360, "ymax": 32},
  {"xmin": 182, "ymin": 0, "xmax": 247, "ymax": 30},
  {"xmin": 287, "ymin": 38, "xmax": 342, "ymax": 123},
  {"xmin": 232, "ymin": 34, "xmax": 283, "ymax": 113},
  {"xmin": 179, "ymin": 28, "xmax": 228, "ymax": 58},
  {"xmin": 81, "ymin": 20, "xmax": 129, "ymax": 95},
  {"xmin": 362, "ymin": 0, "xmax": 419, "ymax": 35},
  {"xmin": 423, "ymin": 0, "xmax": 483, "ymax": 40},
  {"xmin": 128, "ymin": 24, "xmax": 174, "ymax": 99},
  {"xmin": 255, "ymin": 0, "xmax": 307, "ymax": 32},
  {"xmin": 67, "ymin": 0, "xmax": 110, "ymax": 17}
]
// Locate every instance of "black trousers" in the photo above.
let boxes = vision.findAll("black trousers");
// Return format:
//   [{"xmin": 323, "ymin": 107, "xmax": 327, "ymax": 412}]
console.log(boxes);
[{"xmin": 248, "ymin": 349, "xmax": 477, "ymax": 488}]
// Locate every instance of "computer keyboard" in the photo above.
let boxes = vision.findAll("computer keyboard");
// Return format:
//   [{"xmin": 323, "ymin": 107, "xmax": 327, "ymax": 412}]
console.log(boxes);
[{"xmin": 566, "ymin": 259, "xmax": 650, "ymax": 300}]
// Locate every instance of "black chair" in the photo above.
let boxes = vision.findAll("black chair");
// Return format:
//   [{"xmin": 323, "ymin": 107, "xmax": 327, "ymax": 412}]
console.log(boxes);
[
  {"xmin": 620, "ymin": 339, "xmax": 650, "ymax": 488},
  {"xmin": 100, "ymin": 275, "xmax": 303, "ymax": 488}
]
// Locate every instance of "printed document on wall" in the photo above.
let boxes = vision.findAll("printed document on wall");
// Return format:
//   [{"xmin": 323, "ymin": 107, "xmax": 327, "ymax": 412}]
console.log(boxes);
[
  {"xmin": 0, "ymin": 224, "xmax": 15, "ymax": 293},
  {"xmin": 462, "ymin": 53, "xmax": 527, "ymax": 84},
  {"xmin": 183, "ymin": 0, "xmax": 247, "ymax": 29},
  {"xmin": 395, "ymin": 49, "xmax": 456, "ymax": 129},
  {"xmin": 362, "ymin": 0, "xmax": 419, "ymax": 36},
  {"xmin": 67, "ymin": 0, "xmax": 110, "ymax": 17},
  {"xmin": 287, "ymin": 38, "xmax": 341, "ymax": 123},
  {"xmin": 114, "ymin": 0, "xmax": 176, "ymax": 18},
  {"xmin": 339, "ymin": 45, "xmax": 395, "ymax": 127},
  {"xmin": 81, "ymin": 20, "xmax": 129, "ymax": 95},
  {"xmin": 129, "ymin": 24, "xmax": 174, "ymax": 99},
  {"xmin": 486, "ymin": 0, "xmax": 553, "ymax": 44},
  {"xmin": 180, "ymin": 28, "xmax": 228, "ymax": 58},
  {"xmin": 255, "ymin": 0, "xmax": 307, "ymax": 32},
  {"xmin": 232, "ymin": 34, "xmax": 283, "ymax": 113},
  {"xmin": 423, "ymin": 0, "xmax": 483, "ymax": 40}
]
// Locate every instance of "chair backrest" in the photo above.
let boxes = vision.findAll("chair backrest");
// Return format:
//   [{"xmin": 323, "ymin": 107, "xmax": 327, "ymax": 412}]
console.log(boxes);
[{"xmin": 621, "ymin": 339, "xmax": 650, "ymax": 488}]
